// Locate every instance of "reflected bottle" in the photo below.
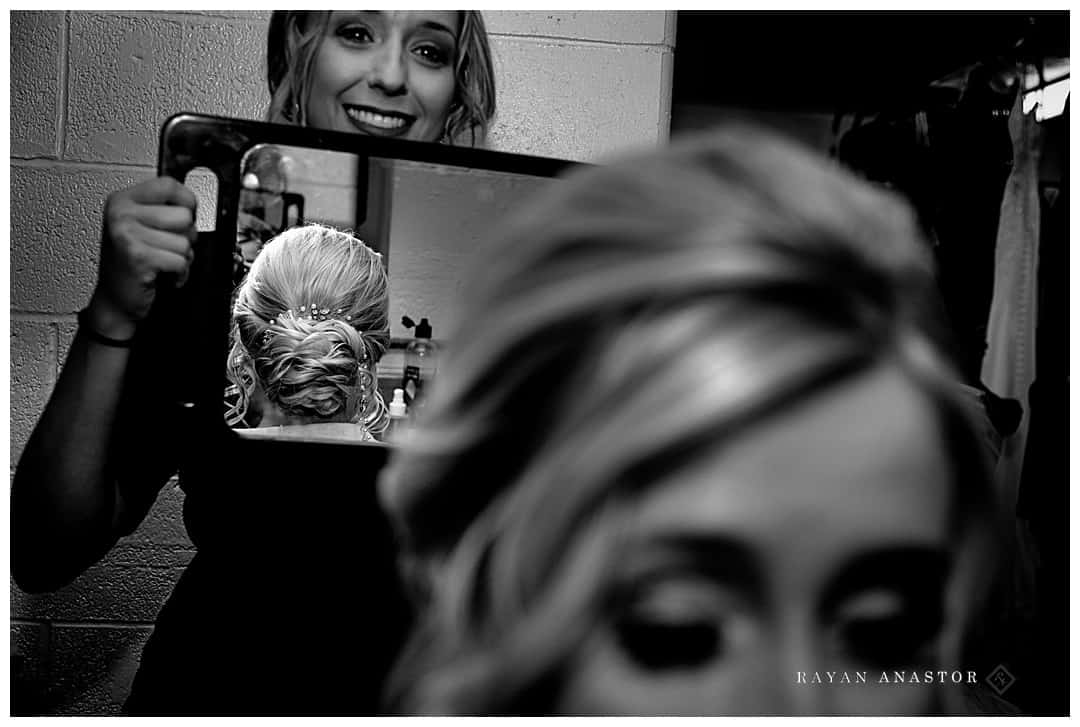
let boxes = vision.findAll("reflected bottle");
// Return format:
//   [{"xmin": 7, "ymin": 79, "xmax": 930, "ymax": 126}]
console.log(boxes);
[
  {"xmin": 401, "ymin": 316, "xmax": 438, "ymax": 408},
  {"xmin": 386, "ymin": 387, "xmax": 409, "ymax": 441}
]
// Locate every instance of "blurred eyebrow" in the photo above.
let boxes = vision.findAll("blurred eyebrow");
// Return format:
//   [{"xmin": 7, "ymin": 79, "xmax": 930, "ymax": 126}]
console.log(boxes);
[
  {"xmin": 622, "ymin": 533, "xmax": 764, "ymax": 594},
  {"xmin": 819, "ymin": 546, "xmax": 950, "ymax": 615}
]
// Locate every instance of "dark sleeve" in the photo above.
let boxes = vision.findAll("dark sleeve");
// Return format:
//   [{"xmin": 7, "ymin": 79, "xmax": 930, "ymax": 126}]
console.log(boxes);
[{"xmin": 110, "ymin": 316, "xmax": 185, "ymax": 536}]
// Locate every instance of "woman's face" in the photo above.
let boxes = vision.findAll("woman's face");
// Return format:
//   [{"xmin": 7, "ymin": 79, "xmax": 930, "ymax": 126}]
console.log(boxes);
[
  {"xmin": 556, "ymin": 365, "xmax": 957, "ymax": 716},
  {"xmin": 306, "ymin": 11, "xmax": 459, "ymax": 142}
]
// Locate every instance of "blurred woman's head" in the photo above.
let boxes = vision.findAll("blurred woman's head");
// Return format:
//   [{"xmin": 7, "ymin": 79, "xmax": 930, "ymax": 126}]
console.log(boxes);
[
  {"xmin": 226, "ymin": 224, "xmax": 389, "ymax": 434},
  {"xmin": 267, "ymin": 11, "xmax": 496, "ymax": 145},
  {"xmin": 378, "ymin": 126, "xmax": 997, "ymax": 715}
]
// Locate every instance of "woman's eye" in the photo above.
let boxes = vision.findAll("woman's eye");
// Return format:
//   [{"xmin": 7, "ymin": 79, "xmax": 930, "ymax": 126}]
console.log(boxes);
[
  {"xmin": 412, "ymin": 43, "xmax": 451, "ymax": 66},
  {"xmin": 832, "ymin": 591, "xmax": 943, "ymax": 668},
  {"xmin": 615, "ymin": 615, "xmax": 721, "ymax": 671},
  {"xmin": 337, "ymin": 25, "xmax": 374, "ymax": 45},
  {"xmin": 612, "ymin": 577, "xmax": 740, "ymax": 672}
]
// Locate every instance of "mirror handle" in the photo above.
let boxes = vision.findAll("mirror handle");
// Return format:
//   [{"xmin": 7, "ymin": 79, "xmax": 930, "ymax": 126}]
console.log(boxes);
[{"xmin": 152, "ymin": 114, "xmax": 245, "ymax": 424}]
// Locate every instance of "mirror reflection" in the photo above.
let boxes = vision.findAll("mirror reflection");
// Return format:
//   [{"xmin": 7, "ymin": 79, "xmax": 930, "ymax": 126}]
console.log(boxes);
[{"xmin": 227, "ymin": 143, "xmax": 554, "ymax": 442}]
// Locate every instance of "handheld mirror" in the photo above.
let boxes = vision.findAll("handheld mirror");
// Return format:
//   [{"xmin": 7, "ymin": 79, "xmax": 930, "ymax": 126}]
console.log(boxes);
[{"xmin": 148, "ymin": 113, "xmax": 576, "ymax": 451}]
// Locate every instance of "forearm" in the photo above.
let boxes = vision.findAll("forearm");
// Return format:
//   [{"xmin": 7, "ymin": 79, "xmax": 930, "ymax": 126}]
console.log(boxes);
[
  {"xmin": 13, "ymin": 178, "xmax": 198, "ymax": 592},
  {"xmin": 12, "ymin": 322, "xmax": 137, "ymax": 591}
]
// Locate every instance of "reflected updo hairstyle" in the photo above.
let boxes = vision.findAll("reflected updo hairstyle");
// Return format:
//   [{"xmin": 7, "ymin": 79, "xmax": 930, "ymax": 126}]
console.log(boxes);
[
  {"xmin": 266, "ymin": 10, "xmax": 497, "ymax": 145},
  {"xmin": 226, "ymin": 224, "xmax": 389, "ymax": 432}
]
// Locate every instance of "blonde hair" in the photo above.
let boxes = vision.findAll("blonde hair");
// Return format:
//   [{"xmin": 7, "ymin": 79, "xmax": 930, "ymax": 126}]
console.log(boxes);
[
  {"xmin": 226, "ymin": 224, "xmax": 389, "ymax": 434},
  {"xmin": 378, "ymin": 126, "xmax": 998, "ymax": 713},
  {"xmin": 266, "ymin": 11, "xmax": 496, "ymax": 145}
]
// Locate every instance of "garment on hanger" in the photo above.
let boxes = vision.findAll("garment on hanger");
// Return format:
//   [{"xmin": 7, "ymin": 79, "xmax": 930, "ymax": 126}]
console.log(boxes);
[
  {"xmin": 837, "ymin": 64, "xmax": 1013, "ymax": 387},
  {"xmin": 981, "ymin": 82, "xmax": 1045, "ymax": 512}
]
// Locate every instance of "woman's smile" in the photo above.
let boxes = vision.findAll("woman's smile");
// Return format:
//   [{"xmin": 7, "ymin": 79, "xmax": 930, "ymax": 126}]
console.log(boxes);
[{"xmin": 343, "ymin": 104, "xmax": 416, "ymax": 136}]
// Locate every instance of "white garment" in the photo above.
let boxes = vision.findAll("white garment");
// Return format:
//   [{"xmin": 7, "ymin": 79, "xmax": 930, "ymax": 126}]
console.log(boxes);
[{"xmin": 980, "ymin": 87, "xmax": 1044, "ymax": 512}]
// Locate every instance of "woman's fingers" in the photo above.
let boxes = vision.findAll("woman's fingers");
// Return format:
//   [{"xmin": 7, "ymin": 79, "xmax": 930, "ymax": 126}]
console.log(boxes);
[
  {"xmin": 96, "ymin": 176, "xmax": 202, "ymax": 321},
  {"xmin": 108, "ymin": 216, "xmax": 192, "ymax": 272},
  {"xmin": 109, "ymin": 178, "xmax": 197, "ymax": 237},
  {"xmin": 127, "ymin": 226, "xmax": 195, "ymax": 289},
  {"xmin": 126, "ymin": 175, "xmax": 198, "ymax": 210},
  {"xmin": 134, "ymin": 203, "xmax": 197, "ymax": 235},
  {"xmin": 141, "ymin": 245, "xmax": 191, "ymax": 278},
  {"xmin": 133, "ymin": 223, "xmax": 194, "ymax": 260}
]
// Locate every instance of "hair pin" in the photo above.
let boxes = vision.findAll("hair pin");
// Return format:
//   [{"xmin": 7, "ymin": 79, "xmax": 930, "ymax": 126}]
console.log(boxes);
[{"xmin": 277, "ymin": 303, "xmax": 352, "ymax": 324}]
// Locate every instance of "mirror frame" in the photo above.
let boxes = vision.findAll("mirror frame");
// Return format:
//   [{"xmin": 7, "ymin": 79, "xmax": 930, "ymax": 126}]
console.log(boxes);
[{"xmin": 142, "ymin": 112, "xmax": 580, "ymax": 455}]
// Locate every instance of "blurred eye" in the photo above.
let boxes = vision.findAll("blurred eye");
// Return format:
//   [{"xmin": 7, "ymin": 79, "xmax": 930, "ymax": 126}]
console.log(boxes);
[
  {"xmin": 613, "ymin": 578, "xmax": 738, "ymax": 672},
  {"xmin": 412, "ymin": 42, "xmax": 451, "ymax": 67},
  {"xmin": 336, "ymin": 24, "xmax": 375, "ymax": 45},
  {"xmin": 831, "ymin": 589, "xmax": 943, "ymax": 668},
  {"xmin": 616, "ymin": 616, "xmax": 720, "ymax": 671}
]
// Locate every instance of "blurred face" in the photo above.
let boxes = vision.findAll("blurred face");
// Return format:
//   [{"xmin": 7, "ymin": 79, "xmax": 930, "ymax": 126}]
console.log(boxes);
[
  {"xmin": 306, "ymin": 11, "xmax": 459, "ymax": 142},
  {"xmin": 555, "ymin": 365, "xmax": 956, "ymax": 716}
]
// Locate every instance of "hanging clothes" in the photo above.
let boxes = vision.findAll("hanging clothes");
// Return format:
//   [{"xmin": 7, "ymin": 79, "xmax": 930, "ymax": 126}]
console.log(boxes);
[
  {"xmin": 835, "ymin": 65, "xmax": 1014, "ymax": 386},
  {"xmin": 980, "ymin": 82, "xmax": 1045, "ymax": 512},
  {"xmin": 922, "ymin": 68, "xmax": 1014, "ymax": 385},
  {"xmin": 969, "ymin": 80, "xmax": 1048, "ymax": 715}
]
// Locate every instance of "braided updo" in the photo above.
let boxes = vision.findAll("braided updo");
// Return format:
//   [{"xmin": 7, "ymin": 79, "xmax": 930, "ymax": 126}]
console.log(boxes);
[{"xmin": 225, "ymin": 224, "xmax": 389, "ymax": 433}]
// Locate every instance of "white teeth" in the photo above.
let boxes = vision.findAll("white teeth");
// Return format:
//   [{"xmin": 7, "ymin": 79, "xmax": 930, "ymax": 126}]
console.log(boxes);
[{"xmin": 346, "ymin": 107, "xmax": 407, "ymax": 130}]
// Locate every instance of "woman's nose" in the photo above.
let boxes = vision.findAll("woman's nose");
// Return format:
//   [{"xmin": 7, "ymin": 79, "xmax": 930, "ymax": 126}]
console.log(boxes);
[
  {"xmin": 779, "ymin": 670, "xmax": 830, "ymax": 716},
  {"xmin": 367, "ymin": 45, "xmax": 407, "ymax": 95},
  {"xmin": 773, "ymin": 625, "xmax": 831, "ymax": 715},
  {"xmin": 728, "ymin": 640, "xmax": 831, "ymax": 715}
]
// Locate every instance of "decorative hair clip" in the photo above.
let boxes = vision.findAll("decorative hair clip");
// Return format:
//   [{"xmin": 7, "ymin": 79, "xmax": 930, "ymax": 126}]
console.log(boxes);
[{"xmin": 278, "ymin": 303, "xmax": 351, "ymax": 323}]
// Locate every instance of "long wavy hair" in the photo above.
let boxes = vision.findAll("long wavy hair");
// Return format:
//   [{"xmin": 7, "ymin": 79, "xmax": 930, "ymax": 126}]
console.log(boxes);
[
  {"xmin": 266, "ymin": 10, "xmax": 496, "ymax": 145},
  {"xmin": 377, "ymin": 126, "xmax": 999, "ymax": 714},
  {"xmin": 225, "ymin": 224, "xmax": 390, "ymax": 435}
]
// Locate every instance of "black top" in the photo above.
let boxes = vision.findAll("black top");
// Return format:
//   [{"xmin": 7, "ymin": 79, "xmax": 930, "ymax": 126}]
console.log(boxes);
[{"xmin": 123, "ymin": 431, "xmax": 411, "ymax": 715}]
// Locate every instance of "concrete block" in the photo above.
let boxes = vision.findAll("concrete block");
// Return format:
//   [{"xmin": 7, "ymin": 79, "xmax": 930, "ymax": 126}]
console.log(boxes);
[
  {"xmin": 10, "ymin": 11, "xmax": 65, "ymax": 158},
  {"xmin": 487, "ymin": 38, "xmax": 669, "ymax": 160},
  {"xmin": 127, "ymin": 480, "xmax": 192, "ymax": 550},
  {"xmin": 11, "ymin": 622, "xmax": 49, "ymax": 682},
  {"xmin": 169, "ymin": 10, "xmax": 271, "ymax": 21},
  {"xmin": 11, "ymin": 622, "xmax": 52, "ymax": 716},
  {"xmin": 658, "ymin": 44, "xmax": 675, "ymax": 144},
  {"xmin": 11, "ymin": 164, "xmax": 148, "ymax": 313},
  {"xmin": 10, "ymin": 320, "xmax": 55, "ymax": 464},
  {"xmin": 11, "ymin": 484, "xmax": 192, "ymax": 622},
  {"xmin": 11, "ymin": 555, "xmax": 190, "ymax": 623},
  {"xmin": 57, "ymin": 320, "xmax": 78, "ymax": 376},
  {"xmin": 484, "ymin": 10, "xmax": 671, "ymax": 45},
  {"xmin": 183, "ymin": 169, "xmax": 220, "ymax": 232},
  {"xmin": 66, "ymin": 13, "xmax": 184, "ymax": 164},
  {"xmin": 49, "ymin": 624, "xmax": 153, "ymax": 715},
  {"xmin": 180, "ymin": 17, "xmax": 268, "ymax": 123}
]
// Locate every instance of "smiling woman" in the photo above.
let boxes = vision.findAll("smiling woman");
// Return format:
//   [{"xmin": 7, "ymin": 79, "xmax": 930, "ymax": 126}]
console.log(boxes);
[
  {"xmin": 267, "ymin": 10, "xmax": 496, "ymax": 145},
  {"xmin": 10, "ymin": 8, "xmax": 498, "ymax": 717}
]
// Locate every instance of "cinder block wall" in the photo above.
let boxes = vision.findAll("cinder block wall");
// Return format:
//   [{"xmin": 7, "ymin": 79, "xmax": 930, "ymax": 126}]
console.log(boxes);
[{"xmin": 10, "ymin": 10, "xmax": 675, "ymax": 715}]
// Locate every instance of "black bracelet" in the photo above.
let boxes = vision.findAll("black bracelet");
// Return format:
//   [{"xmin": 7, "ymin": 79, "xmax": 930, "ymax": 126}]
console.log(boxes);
[{"xmin": 77, "ymin": 308, "xmax": 136, "ymax": 348}]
